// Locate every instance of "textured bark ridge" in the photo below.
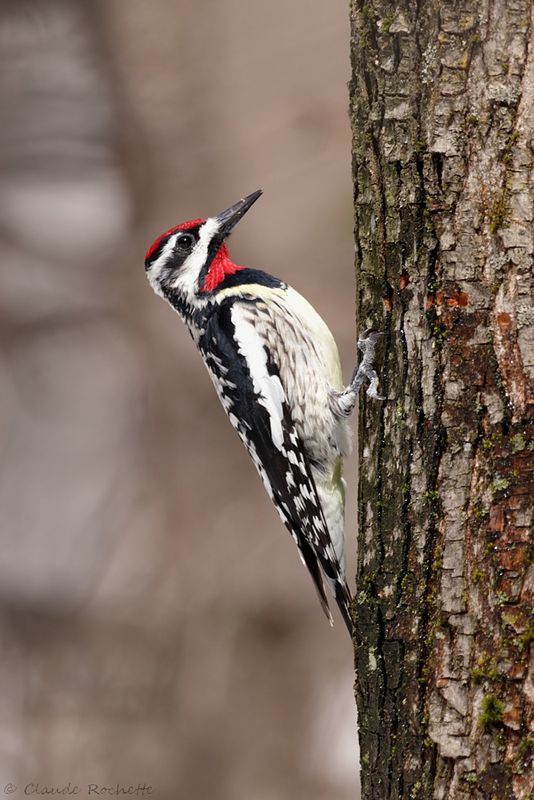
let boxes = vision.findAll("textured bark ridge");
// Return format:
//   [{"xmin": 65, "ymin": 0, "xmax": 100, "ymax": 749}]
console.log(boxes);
[{"xmin": 349, "ymin": 2, "xmax": 533, "ymax": 798}]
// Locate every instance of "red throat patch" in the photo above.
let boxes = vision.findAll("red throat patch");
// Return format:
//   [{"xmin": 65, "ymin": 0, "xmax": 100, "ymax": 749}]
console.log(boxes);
[{"xmin": 201, "ymin": 244, "xmax": 244, "ymax": 293}]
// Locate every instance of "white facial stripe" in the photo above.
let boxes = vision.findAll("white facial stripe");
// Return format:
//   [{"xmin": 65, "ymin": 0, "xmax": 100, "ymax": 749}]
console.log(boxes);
[
  {"xmin": 171, "ymin": 217, "xmax": 220, "ymax": 294},
  {"xmin": 149, "ymin": 235, "xmax": 177, "ymax": 275},
  {"xmin": 146, "ymin": 236, "xmax": 177, "ymax": 299}
]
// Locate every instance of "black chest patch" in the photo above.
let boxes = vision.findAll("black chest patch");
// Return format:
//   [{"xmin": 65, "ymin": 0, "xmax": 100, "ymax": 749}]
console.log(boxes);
[{"xmin": 215, "ymin": 268, "xmax": 284, "ymax": 293}]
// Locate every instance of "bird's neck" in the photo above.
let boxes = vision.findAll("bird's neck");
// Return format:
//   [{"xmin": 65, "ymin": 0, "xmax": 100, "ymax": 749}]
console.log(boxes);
[{"xmin": 201, "ymin": 244, "xmax": 244, "ymax": 293}]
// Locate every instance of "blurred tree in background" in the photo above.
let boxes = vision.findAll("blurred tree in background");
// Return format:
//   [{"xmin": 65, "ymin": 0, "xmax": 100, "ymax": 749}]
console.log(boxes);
[
  {"xmin": 350, "ymin": 2, "xmax": 533, "ymax": 798},
  {"xmin": 0, "ymin": 2, "xmax": 359, "ymax": 799}
]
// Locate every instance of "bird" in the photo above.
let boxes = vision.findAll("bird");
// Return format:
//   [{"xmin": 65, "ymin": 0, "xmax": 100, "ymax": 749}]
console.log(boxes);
[{"xmin": 144, "ymin": 190, "xmax": 383, "ymax": 633}]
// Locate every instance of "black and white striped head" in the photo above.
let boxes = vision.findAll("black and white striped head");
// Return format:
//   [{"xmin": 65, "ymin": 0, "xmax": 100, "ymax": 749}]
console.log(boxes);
[{"xmin": 144, "ymin": 190, "xmax": 262, "ymax": 302}]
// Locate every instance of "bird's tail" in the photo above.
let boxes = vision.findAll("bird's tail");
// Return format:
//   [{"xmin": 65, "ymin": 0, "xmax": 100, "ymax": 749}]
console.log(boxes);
[
  {"xmin": 335, "ymin": 579, "xmax": 353, "ymax": 635},
  {"xmin": 296, "ymin": 533, "xmax": 354, "ymax": 635},
  {"xmin": 298, "ymin": 536, "xmax": 335, "ymax": 627},
  {"xmin": 319, "ymin": 556, "xmax": 354, "ymax": 636}
]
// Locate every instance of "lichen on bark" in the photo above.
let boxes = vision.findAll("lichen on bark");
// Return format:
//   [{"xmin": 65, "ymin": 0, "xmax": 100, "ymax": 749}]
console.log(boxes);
[{"xmin": 349, "ymin": 1, "xmax": 534, "ymax": 798}]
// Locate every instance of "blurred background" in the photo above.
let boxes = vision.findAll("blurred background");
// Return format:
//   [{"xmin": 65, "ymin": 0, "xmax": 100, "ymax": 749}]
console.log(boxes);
[{"xmin": 0, "ymin": 2, "xmax": 359, "ymax": 798}]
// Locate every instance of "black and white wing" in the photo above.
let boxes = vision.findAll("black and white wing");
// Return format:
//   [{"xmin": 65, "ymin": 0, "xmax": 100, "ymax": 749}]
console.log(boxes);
[{"xmin": 198, "ymin": 298, "xmax": 352, "ymax": 630}]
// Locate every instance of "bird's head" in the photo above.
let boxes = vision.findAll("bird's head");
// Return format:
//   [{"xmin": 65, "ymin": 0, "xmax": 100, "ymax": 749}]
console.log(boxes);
[{"xmin": 144, "ymin": 189, "xmax": 262, "ymax": 302}]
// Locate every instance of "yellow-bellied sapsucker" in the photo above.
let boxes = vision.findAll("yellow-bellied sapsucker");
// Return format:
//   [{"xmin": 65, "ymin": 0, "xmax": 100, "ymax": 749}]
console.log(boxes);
[{"xmin": 145, "ymin": 191, "xmax": 383, "ymax": 632}]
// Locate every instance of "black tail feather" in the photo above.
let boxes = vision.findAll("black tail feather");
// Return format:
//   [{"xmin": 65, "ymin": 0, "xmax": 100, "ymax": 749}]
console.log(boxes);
[
  {"xmin": 297, "ymin": 536, "xmax": 334, "ymax": 627},
  {"xmin": 335, "ymin": 581, "xmax": 354, "ymax": 635}
]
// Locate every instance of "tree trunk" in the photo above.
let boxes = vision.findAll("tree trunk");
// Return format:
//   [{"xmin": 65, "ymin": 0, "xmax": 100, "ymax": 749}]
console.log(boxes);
[{"xmin": 349, "ymin": 2, "xmax": 533, "ymax": 798}]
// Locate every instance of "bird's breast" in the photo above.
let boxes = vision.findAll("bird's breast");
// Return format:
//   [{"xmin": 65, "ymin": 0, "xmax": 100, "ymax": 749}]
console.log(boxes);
[{"xmin": 230, "ymin": 285, "xmax": 349, "ymax": 465}]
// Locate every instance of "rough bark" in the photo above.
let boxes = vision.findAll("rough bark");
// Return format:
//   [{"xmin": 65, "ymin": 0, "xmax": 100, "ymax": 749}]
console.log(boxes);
[{"xmin": 349, "ymin": 2, "xmax": 533, "ymax": 798}]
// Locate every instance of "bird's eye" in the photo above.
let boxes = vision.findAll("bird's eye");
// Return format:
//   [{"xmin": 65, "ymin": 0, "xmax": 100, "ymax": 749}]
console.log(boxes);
[{"xmin": 176, "ymin": 233, "xmax": 195, "ymax": 249}]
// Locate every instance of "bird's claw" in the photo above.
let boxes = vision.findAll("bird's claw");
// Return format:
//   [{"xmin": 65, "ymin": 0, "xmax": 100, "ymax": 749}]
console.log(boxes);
[{"xmin": 351, "ymin": 329, "xmax": 385, "ymax": 399}]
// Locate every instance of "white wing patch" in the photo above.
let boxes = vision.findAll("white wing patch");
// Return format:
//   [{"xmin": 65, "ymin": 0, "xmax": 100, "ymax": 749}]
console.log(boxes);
[{"xmin": 231, "ymin": 305, "xmax": 286, "ymax": 451}]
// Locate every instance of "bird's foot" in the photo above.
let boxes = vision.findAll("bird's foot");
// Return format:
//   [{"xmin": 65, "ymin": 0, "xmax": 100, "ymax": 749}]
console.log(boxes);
[
  {"xmin": 351, "ymin": 329, "xmax": 385, "ymax": 401},
  {"xmin": 331, "ymin": 329, "xmax": 385, "ymax": 417}
]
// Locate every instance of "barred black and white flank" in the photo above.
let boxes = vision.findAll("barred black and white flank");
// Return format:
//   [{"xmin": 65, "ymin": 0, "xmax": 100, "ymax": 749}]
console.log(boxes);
[{"xmin": 144, "ymin": 190, "xmax": 383, "ymax": 633}]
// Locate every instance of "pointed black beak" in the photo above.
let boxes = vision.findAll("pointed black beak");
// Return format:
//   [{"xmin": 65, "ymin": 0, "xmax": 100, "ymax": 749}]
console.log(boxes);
[{"xmin": 216, "ymin": 189, "xmax": 263, "ymax": 237}]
